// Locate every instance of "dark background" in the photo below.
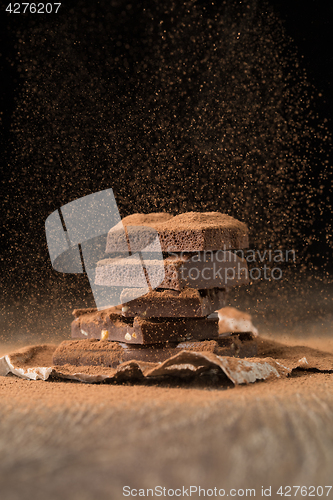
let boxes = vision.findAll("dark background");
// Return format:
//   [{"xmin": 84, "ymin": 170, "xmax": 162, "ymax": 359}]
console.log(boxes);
[{"xmin": 0, "ymin": 0, "xmax": 332, "ymax": 341}]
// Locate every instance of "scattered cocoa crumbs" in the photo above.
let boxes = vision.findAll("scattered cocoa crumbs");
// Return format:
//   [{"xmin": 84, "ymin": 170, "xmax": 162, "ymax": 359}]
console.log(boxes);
[
  {"xmin": 178, "ymin": 340, "xmax": 217, "ymax": 352},
  {"xmin": 53, "ymin": 363, "xmax": 117, "ymax": 378},
  {"xmin": 256, "ymin": 338, "xmax": 333, "ymax": 371}
]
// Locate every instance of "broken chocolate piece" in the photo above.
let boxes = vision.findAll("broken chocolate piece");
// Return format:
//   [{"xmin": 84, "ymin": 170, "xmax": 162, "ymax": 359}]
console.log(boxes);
[
  {"xmin": 106, "ymin": 212, "xmax": 249, "ymax": 253},
  {"xmin": 95, "ymin": 251, "xmax": 248, "ymax": 290},
  {"xmin": 71, "ymin": 309, "xmax": 219, "ymax": 344},
  {"xmin": 53, "ymin": 334, "xmax": 257, "ymax": 367},
  {"xmin": 120, "ymin": 287, "xmax": 227, "ymax": 318}
]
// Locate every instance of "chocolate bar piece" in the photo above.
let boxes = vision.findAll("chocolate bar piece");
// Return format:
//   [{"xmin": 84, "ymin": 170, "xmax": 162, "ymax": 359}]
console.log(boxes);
[
  {"xmin": 120, "ymin": 287, "xmax": 227, "ymax": 318},
  {"xmin": 95, "ymin": 251, "xmax": 248, "ymax": 291},
  {"xmin": 71, "ymin": 309, "xmax": 219, "ymax": 344},
  {"xmin": 53, "ymin": 333, "xmax": 257, "ymax": 367},
  {"xmin": 106, "ymin": 212, "xmax": 249, "ymax": 253},
  {"xmin": 104, "ymin": 213, "xmax": 173, "ymax": 253}
]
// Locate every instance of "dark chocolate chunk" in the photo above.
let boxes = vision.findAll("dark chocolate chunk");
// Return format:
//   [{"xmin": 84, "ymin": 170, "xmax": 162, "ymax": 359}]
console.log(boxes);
[
  {"xmin": 71, "ymin": 309, "xmax": 219, "ymax": 344},
  {"xmin": 120, "ymin": 287, "xmax": 227, "ymax": 318}
]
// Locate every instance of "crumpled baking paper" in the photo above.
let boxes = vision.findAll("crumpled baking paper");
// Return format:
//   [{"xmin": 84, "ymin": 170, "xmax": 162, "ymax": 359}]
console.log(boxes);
[
  {"xmin": 0, "ymin": 344, "xmax": 289, "ymax": 384},
  {"xmin": 1, "ymin": 340, "xmax": 332, "ymax": 385},
  {"xmin": 0, "ymin": 349, "xmax": 54, "ymax": 380}
]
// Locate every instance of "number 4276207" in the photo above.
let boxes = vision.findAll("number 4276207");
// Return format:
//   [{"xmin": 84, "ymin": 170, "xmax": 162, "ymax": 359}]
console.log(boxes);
[{"xmin": 6, "ymin": 3, "xmax": 61, "ymax": 14}]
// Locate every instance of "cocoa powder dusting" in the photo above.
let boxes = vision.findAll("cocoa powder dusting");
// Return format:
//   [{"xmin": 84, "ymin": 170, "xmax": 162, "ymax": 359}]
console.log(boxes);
[
  {"xmin": 4, "ymin": 336, "xmax": 333, "ymax": 377},
  {"xmin": 53, "ymin": 339, "xmax": 125, "ymax": 367},
  {"xmin": 178, "ymin": 340, "xmax": 218, "ymax": 353},
  {"xmin": 53, "ymin": 363, "xmax": 117, "ymax": 378},
  {"xmin": 8, "ymin": 344, "xmax": 57, "ymax": 368}
]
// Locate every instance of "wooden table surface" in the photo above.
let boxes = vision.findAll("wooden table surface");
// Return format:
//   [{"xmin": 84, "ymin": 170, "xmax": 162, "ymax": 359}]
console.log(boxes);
[{"xmin": 1, "ymin": 337, "xmax": 333, "ymax": 500}]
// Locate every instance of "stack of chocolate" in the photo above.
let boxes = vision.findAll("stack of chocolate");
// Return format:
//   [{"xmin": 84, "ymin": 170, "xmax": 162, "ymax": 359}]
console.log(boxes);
[{"xmin": 54, "ymin": 212, "xmax": 257, "ymax": 367}]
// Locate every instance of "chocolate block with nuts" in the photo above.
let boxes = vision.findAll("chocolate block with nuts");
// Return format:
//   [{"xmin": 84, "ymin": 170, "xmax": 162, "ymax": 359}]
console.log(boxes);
[{"xmin": 71, "ymin": 308, "xmax": 219, "ymax": 345}]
